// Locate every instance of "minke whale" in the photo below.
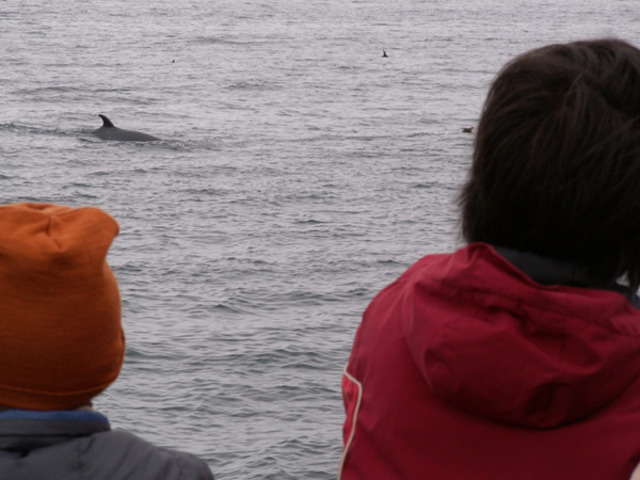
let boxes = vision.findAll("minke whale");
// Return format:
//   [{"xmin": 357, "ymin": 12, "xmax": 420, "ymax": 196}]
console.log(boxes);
[{"xmin": 92, "ymin": 114, "xmax": 160, "ymax": 142}]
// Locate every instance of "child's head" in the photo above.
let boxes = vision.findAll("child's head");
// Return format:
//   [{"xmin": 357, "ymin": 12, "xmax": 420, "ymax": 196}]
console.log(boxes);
[
  {"xmin": 0, "ymin": 203, "xmax": 124, "ymax": 410},
  {"xmin": 461, "ymin": 38, "xmax": 640, "ymax": 289}
]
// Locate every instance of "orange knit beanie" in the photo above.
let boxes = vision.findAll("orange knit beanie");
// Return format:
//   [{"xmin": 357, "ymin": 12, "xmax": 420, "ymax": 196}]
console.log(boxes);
[{"xmin": 0, "ymin": 203, "xmax": 125, "ymax": 410}]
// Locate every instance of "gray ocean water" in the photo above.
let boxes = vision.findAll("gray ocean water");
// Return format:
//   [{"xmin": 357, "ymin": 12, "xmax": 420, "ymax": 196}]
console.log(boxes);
[{"xmin": 2, "ymin": 1, "xmax": 639, "ymax": 478}]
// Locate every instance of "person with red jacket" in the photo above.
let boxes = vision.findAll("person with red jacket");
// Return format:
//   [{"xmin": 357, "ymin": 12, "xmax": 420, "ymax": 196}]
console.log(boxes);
[{"xmin": 340, "ymin": 38, "xmax": 640, "ymax": 480}]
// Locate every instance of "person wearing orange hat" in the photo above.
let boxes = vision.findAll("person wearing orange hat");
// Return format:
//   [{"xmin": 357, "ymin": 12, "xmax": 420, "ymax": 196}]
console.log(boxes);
[{"xmin": 0, "ymin": 203, "xmax": 213, "ymax": 480}]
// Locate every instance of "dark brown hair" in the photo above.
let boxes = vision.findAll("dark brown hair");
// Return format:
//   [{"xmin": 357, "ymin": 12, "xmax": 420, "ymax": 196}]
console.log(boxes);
[{"xmin": 460, "ymin": 39, "xmax": 640, "ymax": 290}]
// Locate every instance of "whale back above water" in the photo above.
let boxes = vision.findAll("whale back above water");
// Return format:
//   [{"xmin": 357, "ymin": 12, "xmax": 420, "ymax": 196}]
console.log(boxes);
[{"xmin": 92, "ymin": 114, "xmax": 160, "ymax": 142}]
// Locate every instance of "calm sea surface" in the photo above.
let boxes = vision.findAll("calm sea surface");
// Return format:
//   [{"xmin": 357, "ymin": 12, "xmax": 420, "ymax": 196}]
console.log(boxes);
[{"xmin": 2, "ymin": 1, "xmax": 640, "ymax": 478}]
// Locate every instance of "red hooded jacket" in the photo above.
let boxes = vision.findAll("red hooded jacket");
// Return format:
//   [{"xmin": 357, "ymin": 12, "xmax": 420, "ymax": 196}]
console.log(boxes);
[{"xmin": 340, "ymin": 243, "xmax": 640, "ymax": 479}]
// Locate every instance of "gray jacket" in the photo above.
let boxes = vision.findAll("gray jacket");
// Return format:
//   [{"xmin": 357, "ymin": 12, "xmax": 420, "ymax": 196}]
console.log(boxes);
[{"xmin": 0, "ymin": 409, "xmax": 214, "ymax": 480}]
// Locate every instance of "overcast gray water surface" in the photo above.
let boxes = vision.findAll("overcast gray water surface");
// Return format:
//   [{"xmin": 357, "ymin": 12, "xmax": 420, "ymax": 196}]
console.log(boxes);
[{"xmin": 2, "ymin": 0, "xmax": 639, "ymax": 477}]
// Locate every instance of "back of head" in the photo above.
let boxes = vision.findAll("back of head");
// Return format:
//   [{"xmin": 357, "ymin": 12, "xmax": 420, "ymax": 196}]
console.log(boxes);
[
  {"xmin": 0, "ymin": 203, "xmax": 124, "ymax": 410},
  {"xmin": 461, "ymin": 38, "xmax": 640, "ymax": 290}
]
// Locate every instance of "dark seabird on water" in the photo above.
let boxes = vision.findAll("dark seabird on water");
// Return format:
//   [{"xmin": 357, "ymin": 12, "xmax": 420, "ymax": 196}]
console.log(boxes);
[{"xmin": 462, "ymin": 127, "xmax": 474, "ymax": 133}]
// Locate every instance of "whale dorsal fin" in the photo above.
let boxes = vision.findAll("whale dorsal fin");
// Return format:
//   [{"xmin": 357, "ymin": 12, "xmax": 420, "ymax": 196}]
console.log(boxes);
[{"xmin": 98, "ymin": 114, "xmax": 115, "ymax": 128}]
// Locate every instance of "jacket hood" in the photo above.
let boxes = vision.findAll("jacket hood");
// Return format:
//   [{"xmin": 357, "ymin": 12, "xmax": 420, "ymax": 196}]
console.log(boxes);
[{"xmin": 402, "ymin": 243, "xmax": 640, "ymax": 429}]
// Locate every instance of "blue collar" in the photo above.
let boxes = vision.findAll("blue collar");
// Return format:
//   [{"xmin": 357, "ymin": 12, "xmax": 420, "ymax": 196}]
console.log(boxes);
[
  {"xmin": 0, "ymin": 409, "xmax": 109, "ymax": 423},
  {"xmin": 0, "ymin": 409, "xmax": 111, "ymax": 450}
]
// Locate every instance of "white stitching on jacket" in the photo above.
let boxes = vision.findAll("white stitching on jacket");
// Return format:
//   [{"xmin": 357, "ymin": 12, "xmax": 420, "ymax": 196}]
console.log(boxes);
[{"xmin": 338, "ymin": 366, "xmax": 363, "ymax": 480}]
